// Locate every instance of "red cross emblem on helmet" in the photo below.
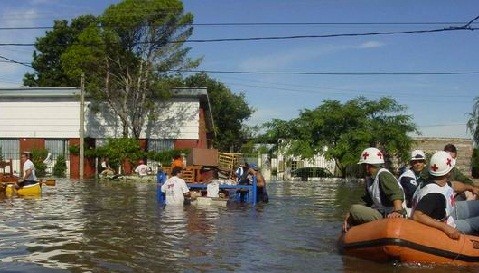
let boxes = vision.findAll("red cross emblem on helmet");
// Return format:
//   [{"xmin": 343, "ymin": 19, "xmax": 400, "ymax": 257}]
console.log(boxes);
[{"xmin": 446, "ymin": 158, "xmax": 452, "ymax": 167}]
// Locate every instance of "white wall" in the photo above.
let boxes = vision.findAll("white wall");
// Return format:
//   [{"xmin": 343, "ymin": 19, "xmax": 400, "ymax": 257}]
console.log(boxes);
[
  {"xmin": 0, "ymin": 98, "xmax": 200, "ymax": 140},
  {"xmin": 0, "ymin": 101, "xmax": 80, "ymax": 138},
  {"xmin": 86, "ymin": 99, "xmax": 200, "ymax": 139}
]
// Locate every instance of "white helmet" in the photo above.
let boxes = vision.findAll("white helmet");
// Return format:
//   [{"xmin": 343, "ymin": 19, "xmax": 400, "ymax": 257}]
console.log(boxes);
[
  {"xmin": 410, "ymin": 150, "xmax": 426, "ymax": 161},
  {"xmin": 428, "ymin": 151, "xmax": 455, "ymax": 176},
  {"xmin": 358, "ymin": 147, "xmax": 384, "ymax": 165}
]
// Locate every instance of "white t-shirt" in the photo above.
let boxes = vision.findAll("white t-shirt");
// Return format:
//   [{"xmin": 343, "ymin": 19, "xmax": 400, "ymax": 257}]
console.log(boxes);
[
  {"xmin": 135, "ymin": 164, "xmax": 148, "ymax": 176},
  {"xmin": 23, "ymin": 159, "xmax": 36, "ymax": 181},
  {"xmin": 161, "ymin": 176, "xmax": 190, "ymax": 206}
]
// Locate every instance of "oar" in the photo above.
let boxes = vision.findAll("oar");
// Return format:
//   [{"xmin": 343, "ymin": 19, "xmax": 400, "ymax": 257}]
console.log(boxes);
[
  {"xmin": 40, "ymin": 179, "xmax": 56, "ymax": 186},
  {"xmin": 2, "ymin": 179, "xmax": 56, "ymax": 186}
]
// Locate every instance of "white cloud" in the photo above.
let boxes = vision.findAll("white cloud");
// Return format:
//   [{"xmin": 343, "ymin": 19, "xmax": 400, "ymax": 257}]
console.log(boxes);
[
  {"xmin": 358, "ymin": 41, "xmax": 385, "ymax": 48},
  {"xmin": 238, "ymin": 45, "xmax": 340, "ymax": 71},
  {"xmin": 238, "ymin": 41, "xmax": 385, "ymax": 71}
]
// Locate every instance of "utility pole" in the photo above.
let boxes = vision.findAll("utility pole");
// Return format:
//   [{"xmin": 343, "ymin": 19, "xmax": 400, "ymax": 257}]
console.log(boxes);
[{"xmin": 80, "ymin": 74, "xmax": 85, "ymax": 180}]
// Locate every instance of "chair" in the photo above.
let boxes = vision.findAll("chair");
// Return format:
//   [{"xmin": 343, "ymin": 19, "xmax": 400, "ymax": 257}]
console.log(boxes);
[{"xmin": 0, "ymin": 159, "xmax": 18, "ymax": 182}]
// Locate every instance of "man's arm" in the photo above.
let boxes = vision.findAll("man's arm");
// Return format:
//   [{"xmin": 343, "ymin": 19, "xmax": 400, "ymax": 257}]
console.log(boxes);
[
  {"xmin": 23, "ymin": 168, "xmax": 32, "ymax": 180},
  {"xmin": 412, "ymin": 210, "xmax": 460, "ymax": 240},
  {"xmin": 451, "ymin": 181, "xmax": 479, "ymax": 195}
]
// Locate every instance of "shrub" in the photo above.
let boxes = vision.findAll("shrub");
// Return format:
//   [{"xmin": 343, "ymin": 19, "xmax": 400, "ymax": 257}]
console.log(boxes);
[{"xmin": 53, "ymin": 154, "xmax": 67, "ymax": 178}]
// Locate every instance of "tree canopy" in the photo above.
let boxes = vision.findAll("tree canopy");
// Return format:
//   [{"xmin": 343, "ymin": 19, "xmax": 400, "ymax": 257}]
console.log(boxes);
[
  {"xmin": 24, "ymin": 15, "xmax": 99, "ymax": 87},
  {"xmin": 467, "ymin": 97, "xmax": 479, "ymax": 146},
  {"xmin": 260, "ymin": 97, "xmax": 418, "ymax": 177},
  {"xmin": 25, "ymin": 0, "xmax": 200, "ymax": 138},
  {"xmin": 183, "ymin": 72, "xmax": 254, "ymax": 152}
]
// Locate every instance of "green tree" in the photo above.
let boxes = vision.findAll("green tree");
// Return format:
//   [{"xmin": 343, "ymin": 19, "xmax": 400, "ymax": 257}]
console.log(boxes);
[
  {"xmin": 24, "ymin": 16, "xmax": 99, "ymax": 87},
  {"xmin": 260, "ymin": 96, "xmax": 418, "ymax": 177},
  {"xmin": 95, "ymin": 138, "xmax": 143, "ymax": 169},
  {"xmin": 52, "ymin": 154, "xmax": 67, "ymax": 178},
  {"xmin": 26, "ymin": 0, "xmax": 200, "ymax": 139},
  {"xmin": 467, "ymin": 97, "xmax": 479, "ymax": 146},
  {"xmin": 183, "ymin": 72, "xmax": 254, "ymax": 152},
  {"xmin": 31, "ymin": 148, "xmax": 48, "ymax": 178}
]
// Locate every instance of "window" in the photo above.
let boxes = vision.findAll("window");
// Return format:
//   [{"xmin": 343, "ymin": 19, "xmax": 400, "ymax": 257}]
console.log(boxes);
[
  {"xmin": 0, "ymin": 139, "xmax": 20, "ymax": 160},
  {"xmin": 148, "ymin": 139, "xmax": 174, "ymax": 152},
  {"xmin": 45, "ymin": 139, "xmax": 69, "ymax": 157}
]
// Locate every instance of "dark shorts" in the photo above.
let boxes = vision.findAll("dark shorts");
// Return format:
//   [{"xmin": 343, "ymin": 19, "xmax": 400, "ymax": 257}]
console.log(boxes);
[{"xmin": 18, "ymin": 180, "xmax": 37, "ymax": 187}]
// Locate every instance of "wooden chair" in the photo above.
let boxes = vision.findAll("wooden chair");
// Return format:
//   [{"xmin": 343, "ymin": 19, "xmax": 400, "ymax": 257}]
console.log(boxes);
[{"xmin": 0, "ymin": 159, "xmax": 18, "ymax": 182}]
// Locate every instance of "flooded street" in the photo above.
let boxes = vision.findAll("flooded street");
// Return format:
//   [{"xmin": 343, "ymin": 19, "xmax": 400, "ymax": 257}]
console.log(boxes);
[{"xmin": 0, "ymin": 179, "xmax": 476, "ymax": 272}]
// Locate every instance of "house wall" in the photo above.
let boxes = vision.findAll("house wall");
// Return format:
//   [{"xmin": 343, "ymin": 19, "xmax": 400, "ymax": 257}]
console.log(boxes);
[
  {"xmin": 0, "ymin": 87, "xmax": 210, "ymax": 179},
  {"xmin": 0, "ymin": 101, "xmax": 80, "ymax": 138},
  {"xmin": 86, "ymin": 99, "xmax": 201, "ymax": 140}
]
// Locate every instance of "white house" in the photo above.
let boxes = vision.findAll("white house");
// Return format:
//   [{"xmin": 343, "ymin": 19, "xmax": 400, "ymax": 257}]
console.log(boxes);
[{"xmin": 0, "ymin": 87, "xmax": 213, "ymax": 178}]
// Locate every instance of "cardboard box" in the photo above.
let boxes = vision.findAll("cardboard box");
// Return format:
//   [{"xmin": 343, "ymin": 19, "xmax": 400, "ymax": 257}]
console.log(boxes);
[{"xmin": 186, "ymin": 148, "xmax": 218, "ymax": 166}]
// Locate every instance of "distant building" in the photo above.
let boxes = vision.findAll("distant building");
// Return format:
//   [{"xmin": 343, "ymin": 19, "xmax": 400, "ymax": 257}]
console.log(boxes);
[{"xmin": 0, "ymin": 87, "xmax": 213, "ymax": 178}]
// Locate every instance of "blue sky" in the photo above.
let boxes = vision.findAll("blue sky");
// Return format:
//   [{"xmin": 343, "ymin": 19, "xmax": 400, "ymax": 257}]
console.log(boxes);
[{"xmin": 1, "ymin": 1, "xmax": 478, "ymax": 139}]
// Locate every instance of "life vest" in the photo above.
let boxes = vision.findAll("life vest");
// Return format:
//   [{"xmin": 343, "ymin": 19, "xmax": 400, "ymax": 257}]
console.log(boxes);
[
  {"xmin": 398, "ymin": 168, "xmax": 417, "ymax": 187},
  {"xmin": 367, "ymin": 168, "xmax": 406, "ymax": 214},
  {"xmin": 411, "ymin": 181, "xmax": 455, "ymax": 227}
]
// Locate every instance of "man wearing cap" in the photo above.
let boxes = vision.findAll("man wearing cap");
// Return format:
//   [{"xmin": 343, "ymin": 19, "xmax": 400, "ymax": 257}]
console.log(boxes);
[
  {"xmin": 343, "ymin": 147, "xmax": 406, "ymax": 232},
  {"xmin": 398, "ymin": 150, "xmax": 428, "ymax": 210}
]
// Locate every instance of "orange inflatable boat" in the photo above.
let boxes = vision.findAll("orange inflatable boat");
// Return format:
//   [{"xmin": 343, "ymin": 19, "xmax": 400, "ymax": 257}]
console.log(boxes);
[{"xmin": 338, "ymin": 218, "xmax": 479, "ymax": 266}]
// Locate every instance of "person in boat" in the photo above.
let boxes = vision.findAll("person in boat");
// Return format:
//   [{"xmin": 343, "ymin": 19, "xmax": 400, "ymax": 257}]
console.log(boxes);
[
  {"xmin": 135, "ymin": 160, "xmax": 149, "ymax": 177},
  {"xmin": 15, "ymin": 152, "xmax": 37, "ymax": 189},
  {"xmin": 411, "ymin": 151, "xmax": 479, "ymax": 239},
  {"xmin": 444, "ymin": 143, "xmax": 476, "ymax": 200},
  {"xmin": 398, "ymin": 150, "xmax": 428, "ymax": 212},
  {"xmin": 249, "ymin": 163, "xmax": 269, "ymax": 203},
  {"xmin": 161, "ymin": 166, "xmax": 191, "ymax": 206},
  {"xmin": 342, "ymin": 147, "xmax": 406, "ymax": 232}
]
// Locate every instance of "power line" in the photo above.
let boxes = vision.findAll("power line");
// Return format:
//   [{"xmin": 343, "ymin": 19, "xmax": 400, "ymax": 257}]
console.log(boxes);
[
  {"xmin": 1, "ymin": 18, "xmax": 479, "ymax": 46},
  {"xmin": 0, "ymin": 55, "xmax": 31, "ymax": 68},
  {"xmin": 176, "ymin": 70, "xmax": 479, "ymax": 75},
  {"xmin": 0, "ymin": 21, "xmax": 477, "ymax": 30}
]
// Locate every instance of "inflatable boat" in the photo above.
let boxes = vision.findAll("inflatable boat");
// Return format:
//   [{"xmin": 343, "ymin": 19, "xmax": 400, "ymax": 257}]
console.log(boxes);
[{"xmin": 338, "ymin": 218, "xmax": 479, "ymax": 266}]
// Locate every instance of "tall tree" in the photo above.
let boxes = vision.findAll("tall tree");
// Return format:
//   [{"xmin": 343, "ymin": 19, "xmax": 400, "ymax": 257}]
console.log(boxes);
[
  {"xmin": 467, "ymin": 97, "xmax": 479, "ymax": 146},
  {"xmin": 183, "ymin": 72, "xmax": 254, "ymax": 152},
  {"xmin": 260, "ymin": 97, "xmax": 418, "ymax": 177}
]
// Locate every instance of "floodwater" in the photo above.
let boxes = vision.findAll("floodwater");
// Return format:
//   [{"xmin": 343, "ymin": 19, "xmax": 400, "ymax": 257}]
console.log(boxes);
[{"xmin": 0, "ymin": 179, "xmax": 477, "ymax": 272}]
